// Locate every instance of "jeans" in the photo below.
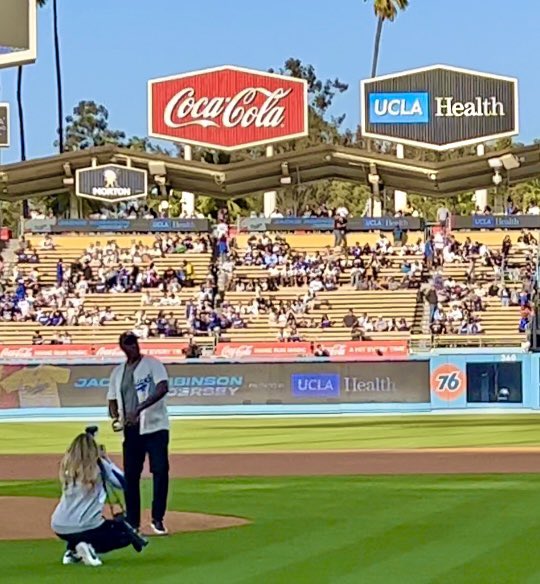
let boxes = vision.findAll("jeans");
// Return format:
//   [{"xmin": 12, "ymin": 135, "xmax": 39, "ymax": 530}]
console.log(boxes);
[
  {"xmin": 57, "ymin": 519, "xmax": 131, "ymax": 554},
  {"xmin": 123, "ymin": 426, "xmax": 169, "ymax": 529}
]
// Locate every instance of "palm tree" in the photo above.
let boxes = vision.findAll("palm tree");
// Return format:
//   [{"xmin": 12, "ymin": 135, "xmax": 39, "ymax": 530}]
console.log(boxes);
[
  {"xmin": 52, "ymin": 0, "xmax": 64, "ymax": 153},
  {"xmin": 366, "ymin": 0, "xmax": 409, "ymax": 78},
  {"xmin": 17, "ymin": 0, "xmax": 48, "ymax": 218},
  {"xmin": 17, "ymin": 0, "xmax": 64, "ymax": 217}
]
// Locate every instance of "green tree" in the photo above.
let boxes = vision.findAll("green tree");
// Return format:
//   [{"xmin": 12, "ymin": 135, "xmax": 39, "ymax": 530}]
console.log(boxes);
[
  {"xmin": 61, "ymin": 101, "xmax": 127, "ymax": 151},
  {"xmin": 365, "ymin": 0, "xmax": 409, "ymax": 77}
]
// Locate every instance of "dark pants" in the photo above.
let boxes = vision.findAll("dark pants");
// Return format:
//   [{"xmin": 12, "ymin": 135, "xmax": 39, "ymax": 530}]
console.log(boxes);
[
  {"xmin": 57, "ymin": 519, "xmax": 131, "ymax": 554},
  {"xmin": 123, "ymin": 426, "xmax": 169, "ymax": 529}
]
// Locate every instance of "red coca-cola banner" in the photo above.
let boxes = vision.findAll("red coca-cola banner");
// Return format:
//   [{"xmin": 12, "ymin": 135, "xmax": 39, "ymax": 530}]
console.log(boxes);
[
  {"xmin": 0, "ymin": 340, "xmax": 408, "ymax": 362},
  {"xmin": 148, "ymin": 66, "xmax": 308, "ymax": 150},
  {"xmin": 214, "ymin": 340, "xmax": 409, "ymax": 361},
  {"xmin": 0, "ymin": 342, "xmax": 188, "ymax": 361},
  {"xmin": 215, "ymin": 342, "xmax": 312, "ymax": 360}
]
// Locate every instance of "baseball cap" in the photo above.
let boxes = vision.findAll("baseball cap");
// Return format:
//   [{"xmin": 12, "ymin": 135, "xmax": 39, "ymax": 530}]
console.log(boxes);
[{"xmin": 119, "ymin": 332, "xmax": 138, "ymax": 345}]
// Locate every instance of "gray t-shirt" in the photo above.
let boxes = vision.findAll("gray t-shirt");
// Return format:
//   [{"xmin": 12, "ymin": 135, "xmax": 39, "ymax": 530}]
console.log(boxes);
[{"xmin": 120, "ymin": 361, "xmax": 139, "ymax": 418}]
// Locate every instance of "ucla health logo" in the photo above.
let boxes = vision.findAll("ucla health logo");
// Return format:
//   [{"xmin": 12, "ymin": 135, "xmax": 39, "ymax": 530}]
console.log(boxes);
[
  {"xmin": 291, "ymin": 373, "xmax": 340, "ymax": 398},
  {"xmin": 369, "ymin": 92, "xmax": 429, "ymax": 124}
]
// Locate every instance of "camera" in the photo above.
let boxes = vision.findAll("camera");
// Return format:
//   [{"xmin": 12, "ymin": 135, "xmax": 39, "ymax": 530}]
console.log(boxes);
[
  {"xmin": 113, "ymin": 513, "xmax": 149, "ymax": 553},
  {"xmin": 85, "ymin": 426, "xmax": 149, "ymax": 553}
]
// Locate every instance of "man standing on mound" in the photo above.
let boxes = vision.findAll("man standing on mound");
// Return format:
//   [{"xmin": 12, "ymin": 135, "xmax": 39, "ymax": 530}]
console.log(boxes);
[{"xmin": 108, "ymin": 332, "xmax": 170, "ymax": 535}]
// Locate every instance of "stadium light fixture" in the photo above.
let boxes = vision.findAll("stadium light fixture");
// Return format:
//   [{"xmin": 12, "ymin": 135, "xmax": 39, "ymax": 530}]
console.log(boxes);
[
  {"xmin": 492, "ymin": 170, "xmax": 503, "ymax": 186},
  {"xmin": 499, "ymin": 154, "xmax": 521, "ymax": 171},
  {"xmin": 280, "ymin": 162, "xmax": 292, "ymax": 185},
  {"xmin": 488, "ymin": 158, "xmax": 504, "ymax": 170}
]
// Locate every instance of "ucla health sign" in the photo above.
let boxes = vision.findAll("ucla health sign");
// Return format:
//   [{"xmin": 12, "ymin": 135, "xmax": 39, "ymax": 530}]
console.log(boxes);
[
  {"xmin": 361, "ymin": 65, "xmax": 518, "ymax": 151},
  {"xmin": 369, "ymin": 92, "xmax": 429, "ymax": 124}
]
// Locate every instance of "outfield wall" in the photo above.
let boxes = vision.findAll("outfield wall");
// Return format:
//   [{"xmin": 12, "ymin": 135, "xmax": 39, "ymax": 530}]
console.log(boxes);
[{"xmin": 0, "ymin": 349, "xmax": 537, "ymax": 418}]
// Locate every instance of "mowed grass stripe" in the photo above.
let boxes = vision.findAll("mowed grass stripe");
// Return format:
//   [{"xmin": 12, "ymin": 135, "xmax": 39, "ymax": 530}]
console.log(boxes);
[
  {"xmin": 1, "ymin": 476, "xmax": 540, "ymax": 582},
  {"xmin": 167, "ymin": 476, "xmax": 498, "ymax": 584},
  {"xmin": 3, "ymin": 415, "xmax": 540, "ymax": 454},
  {"xmin": 228, "ymin": 483, "xmax": 476, "ymax": 584},
  {"xmin": 353, "ymin": 482, "xmax": 540, "ymax": 584}
]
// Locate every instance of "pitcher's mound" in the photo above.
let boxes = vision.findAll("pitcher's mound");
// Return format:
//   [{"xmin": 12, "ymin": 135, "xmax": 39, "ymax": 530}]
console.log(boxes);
[{"xmin": 0, "ymin": 497, "xmax": 250, "ymax": 541}]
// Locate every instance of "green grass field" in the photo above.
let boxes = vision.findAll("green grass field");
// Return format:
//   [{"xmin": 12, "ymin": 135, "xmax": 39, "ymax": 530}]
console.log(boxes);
[
  {"xmin": 2, "ymin": 475, "xmax": 540, "ymax": 583},
  {"xmin": 2, "ymin": 414, "xmax": 540, "ymax": 454},
  {"xmin": 2, "ymin": 415, "xmax": 540, "ymax": 582}
]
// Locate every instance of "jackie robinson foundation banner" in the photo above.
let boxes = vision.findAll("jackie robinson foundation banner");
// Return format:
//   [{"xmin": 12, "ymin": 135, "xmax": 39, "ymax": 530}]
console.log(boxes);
[{"xmin": 0, "ymin": 361, "xmax": 429, "ymax": 408}]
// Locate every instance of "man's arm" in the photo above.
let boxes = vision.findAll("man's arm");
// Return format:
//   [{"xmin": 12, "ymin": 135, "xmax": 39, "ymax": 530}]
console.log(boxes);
[
  {"xmin": 107, "ymin": 368, "xmax": 119, "ymax": 420},
  {"xmin": 108, "ymin": 399, "xmax": 119, "ymax": 420}
]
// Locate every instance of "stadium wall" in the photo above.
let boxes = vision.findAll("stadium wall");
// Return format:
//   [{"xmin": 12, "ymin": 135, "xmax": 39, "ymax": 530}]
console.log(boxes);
[{"xmin": 0, "ymin": 349, "xmax": 538, "ymax": 419}]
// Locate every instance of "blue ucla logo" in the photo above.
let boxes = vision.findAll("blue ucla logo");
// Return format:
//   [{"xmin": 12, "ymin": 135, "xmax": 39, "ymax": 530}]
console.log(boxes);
[{"xmin": 368, "ymin": 92, "xmax": 429, "ymax": 124}]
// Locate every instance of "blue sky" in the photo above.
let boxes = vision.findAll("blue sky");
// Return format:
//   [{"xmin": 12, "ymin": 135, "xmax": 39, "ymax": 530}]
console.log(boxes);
[{"xmin": 0, "ymin": 0, "xmax": 537, "ymax": 164}]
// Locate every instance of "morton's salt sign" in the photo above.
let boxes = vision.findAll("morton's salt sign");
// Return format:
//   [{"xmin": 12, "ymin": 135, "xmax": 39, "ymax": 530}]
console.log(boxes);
[
  {"xmin": 361, "ymin": 65, "xmax": 518, "ymax": 151},
  {"xmin": 147, "ymin": 65, "xmax": 308, "ymax": 151}
]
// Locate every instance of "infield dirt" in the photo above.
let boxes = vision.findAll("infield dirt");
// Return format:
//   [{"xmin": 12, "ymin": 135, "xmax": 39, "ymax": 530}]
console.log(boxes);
[{"xmin": 0, "ymin": 449, "xmax": 539, "ymax": 480}]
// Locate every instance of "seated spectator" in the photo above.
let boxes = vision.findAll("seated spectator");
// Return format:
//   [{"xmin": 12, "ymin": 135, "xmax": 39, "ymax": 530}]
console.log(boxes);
[
  {"xmin": 32, "ymin": 330, "xmax": 44, "ymax": 345},
  {"xmin": 375, "ymin": 316, "xmax": 388, "ymax": 332},
  {"xmin": 343, "ymin": 309, "xmax": 358, "ymax": 329},
  {"xmin": 40, "ymin": 235, "xmax": 55, "ymax": 250},
  {"xmin": 50, "ymin": 332, "xmax": 62, "ymax": 345},
  {"xmin": 319, "ymin": 313, "xmax": 333, "ymax": 328},
  {"xmin": 183, "ymin": 337, "xmax": 202, "ymax": 358},
  {"xmin": 60, "ymin": 332, "xmax": 72, "ymax": 344}
]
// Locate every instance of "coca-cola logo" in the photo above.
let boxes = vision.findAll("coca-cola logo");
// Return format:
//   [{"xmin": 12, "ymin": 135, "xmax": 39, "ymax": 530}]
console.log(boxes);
[
  {"xmin": 0, "ymin": 347, "xmax": 34, "ymax": 359},
  {"xmin": 95, "ymin": 347, "xmax": 123, "ymax": 358},
  {"xmin": 325, "ymin": 344, "xmax": 347, "ymax": 356},
  {"xmin": 148, "ymin": 66, "xmax": 308, "ymax": 150},
  {"xmin": 218, "ymin": 345, "xmax": 254, "ymax": 359},
  {"xmin": 164, "ymin": 87, "xmax": 291, "ymax": 130}
]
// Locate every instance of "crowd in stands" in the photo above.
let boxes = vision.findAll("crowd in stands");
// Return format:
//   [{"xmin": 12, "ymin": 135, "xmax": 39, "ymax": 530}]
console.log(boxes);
[
  {"xmin": 424, "ymin": 233, "xmax": 536, "ymax": 336},
  {"xmin": 0, "ymin": 234, "xmax": 225, "ymax": 343},
  {"xmin": 1, "ymin": 202, "xmax": 537, "ymax": 345}
]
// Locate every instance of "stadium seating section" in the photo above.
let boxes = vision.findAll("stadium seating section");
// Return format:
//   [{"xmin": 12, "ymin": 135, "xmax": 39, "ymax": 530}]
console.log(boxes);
[{"xmin": 0, "ymin": 228, "xmax": 529, "ymax": 350}]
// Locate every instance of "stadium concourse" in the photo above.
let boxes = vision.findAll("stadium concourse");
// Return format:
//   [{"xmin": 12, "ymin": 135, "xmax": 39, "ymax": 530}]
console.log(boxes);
[{"xmin": 0, "ymin": 219, "xmax": 531, "ymax": 355}]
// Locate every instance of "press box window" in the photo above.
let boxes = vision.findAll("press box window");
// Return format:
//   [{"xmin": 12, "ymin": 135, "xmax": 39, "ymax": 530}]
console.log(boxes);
[{"xmin": 466, "ymin": 362, "xmax": 522, "ymax": 403}]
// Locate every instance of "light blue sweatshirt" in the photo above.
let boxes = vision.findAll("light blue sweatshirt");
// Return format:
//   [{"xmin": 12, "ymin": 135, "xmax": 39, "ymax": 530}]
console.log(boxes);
[{"xmin": 51, "ymin": 458, "xmax": 124, "ymax": 535}]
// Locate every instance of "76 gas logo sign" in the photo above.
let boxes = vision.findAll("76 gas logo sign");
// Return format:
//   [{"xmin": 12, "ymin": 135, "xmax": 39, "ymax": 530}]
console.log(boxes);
[{"xmin": 430, "ymin": 364, "xmax": 466, "ymax": 401}]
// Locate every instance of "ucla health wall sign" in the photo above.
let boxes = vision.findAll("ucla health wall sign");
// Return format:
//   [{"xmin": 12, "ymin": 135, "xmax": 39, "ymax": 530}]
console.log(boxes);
[{"xmin": 361, "ymin": 65, "xmax": 518, "ymax": 151}]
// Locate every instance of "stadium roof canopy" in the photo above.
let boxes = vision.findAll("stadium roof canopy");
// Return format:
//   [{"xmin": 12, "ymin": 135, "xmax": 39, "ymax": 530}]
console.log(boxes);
[{"xmin": 1, "ymin": 142, "xmax": 540, "ymax": 202}]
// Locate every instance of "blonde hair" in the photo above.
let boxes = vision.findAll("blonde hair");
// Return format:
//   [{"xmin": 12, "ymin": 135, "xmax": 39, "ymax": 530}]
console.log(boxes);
[{"xmin": 59, "ymin": 433, "xmax": 100, "ymax": 489}]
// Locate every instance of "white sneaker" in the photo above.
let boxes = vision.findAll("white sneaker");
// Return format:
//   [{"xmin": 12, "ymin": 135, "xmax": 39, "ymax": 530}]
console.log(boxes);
[
  {"xmin": 151, "ymin": 520, "xmax": 168, "ymax": 535},
  {"xmin": 75, "ymin": 542, "xmax": 102, "ymax": 567},
  {"xmin": 62, "ymin": 550, "xmax": 81, "ymax": 565}
]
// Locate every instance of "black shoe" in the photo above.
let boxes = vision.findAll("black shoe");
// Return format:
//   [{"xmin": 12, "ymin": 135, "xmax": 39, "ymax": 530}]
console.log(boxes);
[{"xmin": 151, "ymin": 520, "xmax": 168, "ymax": 535}]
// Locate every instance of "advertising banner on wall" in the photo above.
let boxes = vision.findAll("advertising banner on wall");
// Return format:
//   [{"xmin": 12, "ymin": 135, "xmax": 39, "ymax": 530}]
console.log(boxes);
[
  {"xmin": 0, "ymin": 342, "xmax": 188, "ymax": 362},
  {"xmin": 148, "ymin": 65, "xmax": 308, "ymax": 151},
  {"xmin": 0, "ymin": 340, "xmax": 408, "ymax": 364},
  {"xmin": 0, "ymin": 361, "xmax": 429, "ymax": 409},
  {"xmin": 429, "ymin": 355, "xmax": 524, "ymax": 409},
  {"xmin": 238, "ymin": 217, "xmax": 424, "ymax": 233},
  {"xmin": 214, "ymin": 340, "xmax": 409, "ymax": 361},
  {"xmin": 451, "ymin": 214, "xmax": 540, "ymax": 230},
  {"xmin": 361, "ymin": 65, "xmax": 518, "ymax": 151},
  {"xmin": 25, "ymin": 217, "xmax": 210, "ymax": 234}
]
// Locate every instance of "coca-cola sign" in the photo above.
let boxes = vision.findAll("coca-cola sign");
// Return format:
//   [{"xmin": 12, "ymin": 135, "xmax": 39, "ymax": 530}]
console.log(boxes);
[{"xmin": 147, "ymin": 65, "xmax": 308, "ymax": 150}]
